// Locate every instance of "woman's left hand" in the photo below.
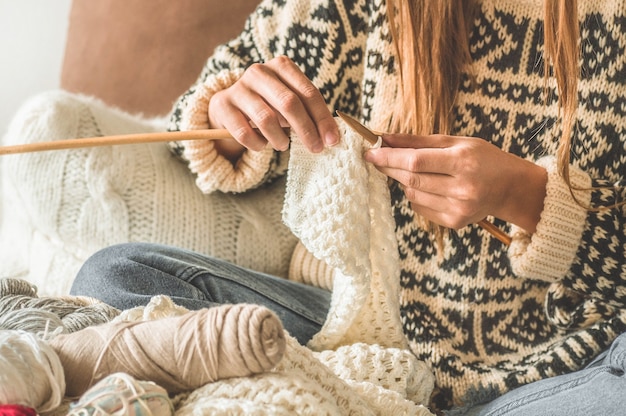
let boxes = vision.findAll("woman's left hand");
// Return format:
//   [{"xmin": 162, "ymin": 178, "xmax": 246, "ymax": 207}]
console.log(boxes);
[{"xmin": 364, "ymin": 133, "xmax": 548, "ymax": 233}]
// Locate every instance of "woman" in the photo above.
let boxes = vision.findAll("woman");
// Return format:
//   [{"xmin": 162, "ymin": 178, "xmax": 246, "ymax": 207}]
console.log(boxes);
[{"xmin": 71, "ymin": 0, "xmax": 626, "ymax": 414}]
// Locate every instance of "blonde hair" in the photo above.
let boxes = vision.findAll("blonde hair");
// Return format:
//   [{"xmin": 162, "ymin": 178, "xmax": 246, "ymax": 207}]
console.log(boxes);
[{"xmin": 386, "ymin": 0, "xmax": 622, "ymax": 240}]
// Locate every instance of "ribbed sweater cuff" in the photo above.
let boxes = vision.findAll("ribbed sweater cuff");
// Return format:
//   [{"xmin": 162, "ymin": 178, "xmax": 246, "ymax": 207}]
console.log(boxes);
[
  {"xmin": 180, "ymin": 69, "xmax": 275, "ymax": 194},
  {"xmin": 508, "ymin": 156, "xmax": 591, "ymax": 282}
]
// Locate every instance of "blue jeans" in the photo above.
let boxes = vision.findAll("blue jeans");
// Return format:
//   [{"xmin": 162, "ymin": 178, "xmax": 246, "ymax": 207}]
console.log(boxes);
[
  {"xmin": 70, "ymin": 242, "xmax": 331, "ymax": 345},
  {"xmin": 451, "ymin": 334, "xmax": 626, "ymax": 416},
  {"xmin": 72, "ymin": 242, "xmax": 625, "ymax": 414}
]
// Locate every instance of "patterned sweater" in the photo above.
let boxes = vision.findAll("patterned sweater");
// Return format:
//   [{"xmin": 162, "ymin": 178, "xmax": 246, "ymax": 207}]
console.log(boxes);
[{"xmin": 169, "ymin": 0, "xmax": 626, "ymax": 411}]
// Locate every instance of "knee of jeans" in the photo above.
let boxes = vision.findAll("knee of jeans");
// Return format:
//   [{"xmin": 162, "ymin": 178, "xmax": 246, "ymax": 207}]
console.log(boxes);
[{"xmin": 74, "ymin": 243, "xmax": 144, "ymax": 287}]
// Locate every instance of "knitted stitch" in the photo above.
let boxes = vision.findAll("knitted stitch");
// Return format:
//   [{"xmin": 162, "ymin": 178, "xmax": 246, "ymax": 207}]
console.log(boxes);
[
  {"xmin": 284, "ymin": 120, "xmax": 407, "ymax": 351},
  {"xmin": 169, "ymin": 0, "xmax": 626, "ymax": 410},
  {"xmin": 177, "ymin": 68, "xmax": 288, "ymax": 194},
  {"xmin": 0, "ymin": 91, "xmax": 298, "ymax": 296},
  {"xmin": 0, "ymin": 281, "xmax": 435, "ymax": 416}
]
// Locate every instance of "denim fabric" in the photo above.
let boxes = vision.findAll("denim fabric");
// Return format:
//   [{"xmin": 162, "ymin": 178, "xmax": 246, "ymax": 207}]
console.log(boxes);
[
  {"xmin": 454, "ymin": 333, "xmax": 626, "ymax": 416},
  {"xmin": 71, "ymin": 242, "xmax": 331, "ymax": 345}
]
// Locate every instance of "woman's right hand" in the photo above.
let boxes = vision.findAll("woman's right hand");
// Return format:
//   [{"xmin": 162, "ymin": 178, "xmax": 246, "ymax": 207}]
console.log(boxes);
[{"xmin": 207, "ymin": 56, "xmax": 340, "ymax": 161}]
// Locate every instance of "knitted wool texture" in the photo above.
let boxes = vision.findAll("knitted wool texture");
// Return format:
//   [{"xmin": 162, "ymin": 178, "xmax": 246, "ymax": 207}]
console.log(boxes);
[
  {"xmin": 0, "ymin": 91, "xmax": 298, "ymax": 296},
  {"xmin": 2, "ymin": 0, "xmax": 625, "ymax": 412},
  {"xmin": 0, "ymin": 281, "xmax": 435, "ymax": 416},
  {"xmin": 283, "ymin": 121, "xmax": 407, "ymax": 351},
  {"xmin": 168, "ymin": 0, "xmax": 626, "ymax": 410}
]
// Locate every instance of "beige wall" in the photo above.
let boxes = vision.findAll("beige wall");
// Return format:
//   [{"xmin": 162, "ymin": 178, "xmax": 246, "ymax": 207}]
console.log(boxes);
[{"xmin": 0, "ymin": 0, "xmax": 72, "ymax": 135}]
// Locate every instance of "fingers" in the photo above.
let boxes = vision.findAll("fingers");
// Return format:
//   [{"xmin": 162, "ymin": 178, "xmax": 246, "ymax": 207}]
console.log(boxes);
[
  {"xmin": 265, "ymin": 58, "xmax": 340, "ymax": 150},
  {"xmin": 379, "ymin": 168, "xmax": 450, "ymax": 195},
  {"xmin": 209, "ymin": 56, "xmax": 340, "ymax": 153},
  {"xmin": 409, "ymin": 201, "xmax": 472, "ymax": 230},
  {"xmin": 212, "ymin": 86, "xmax": 291, "ymax": 152},
  {"xmin": 364, "ymin": 146, "xmax": 453, "ymax": 176},
  {"xmin": 365, "ymin": 135, "xmax": 490, "ymax": 229}
]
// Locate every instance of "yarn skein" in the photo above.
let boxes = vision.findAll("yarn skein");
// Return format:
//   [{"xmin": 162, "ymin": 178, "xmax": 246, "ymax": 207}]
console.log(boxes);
[
  {"xmin": 0, "ymin": 330, "xmax": 65, "ymax": 413},
  {"xmin": 68, "ymin": 373, "xmax": 174, "ymax": 416},
  {"xmin": 49, "ymin": 304, "xmax": 286, "ymax": 397}
]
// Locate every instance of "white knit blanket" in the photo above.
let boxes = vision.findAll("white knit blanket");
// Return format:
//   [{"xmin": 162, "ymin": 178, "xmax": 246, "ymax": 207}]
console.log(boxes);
[
  {"xmin": 2, "ymin": 92, "xmax": 435, "ymax": 415},
  {"xmin": 142, "ymin": 121, "xmax": 435, "ymax": 415},
  {"xmin": 112, "ymin": 296, "xmax": 436, "ymax": 416}
]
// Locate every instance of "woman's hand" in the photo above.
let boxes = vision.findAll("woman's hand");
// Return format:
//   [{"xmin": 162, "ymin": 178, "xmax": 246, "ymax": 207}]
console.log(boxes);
[
  {"xmin": 207, "ymin": 56, "xmax": 340, "ymax": 161},
  {"xmin": 364, "ymin": 133, "xmax": 548, "ymax": 234}
]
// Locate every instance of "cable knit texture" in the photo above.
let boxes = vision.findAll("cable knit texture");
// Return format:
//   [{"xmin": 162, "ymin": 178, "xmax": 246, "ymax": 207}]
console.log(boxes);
[
  {"xmin": 1, "ymin": 0, "xmax": 625, "ymax": 413},
  {"xmin": 167, "ymin": 0, "xmax": 626, "ymax": 410},
  {"xmin": 0, "ymin": 91, "xmax": 298, "ymax": 296}
]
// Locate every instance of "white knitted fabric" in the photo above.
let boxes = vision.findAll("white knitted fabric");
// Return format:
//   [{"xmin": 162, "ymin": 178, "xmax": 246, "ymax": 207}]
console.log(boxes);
[
  {"xmin": 283, "ymin": 119, "xmax": 408, "ymax": 351},
  {"xmin": 0, "ymin": 91, "xmax": 297, "ymax": 296},
  {"xmin": 121, "ymin": 297, "xmax": 435, "ymax": 416}
]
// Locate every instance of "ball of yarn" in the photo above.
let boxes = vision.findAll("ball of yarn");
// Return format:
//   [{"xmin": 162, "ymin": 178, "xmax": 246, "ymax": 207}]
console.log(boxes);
[
  {"xmin": 68, "ymin": 373, "xmax": 173, "ymax": 416},
  {"xmin": 0, "ymin": 308, "xmax": 65, "ymax": 336},
  {"xmin": 0, "ymin": 279, "xmax": 37, "ymax": 298},
  {"xmin": 0, "ymin": 330, "xmax": 65, "ymax": 413},
  {"xmin": 50, "ymin": 304, "xmax": 286, "ymax": 397}
]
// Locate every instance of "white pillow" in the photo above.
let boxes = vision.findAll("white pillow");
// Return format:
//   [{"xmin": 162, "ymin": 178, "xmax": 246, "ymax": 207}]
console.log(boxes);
[{"xmin": 0, "ymin": 91, "xmax": 297, "ymax": 296}]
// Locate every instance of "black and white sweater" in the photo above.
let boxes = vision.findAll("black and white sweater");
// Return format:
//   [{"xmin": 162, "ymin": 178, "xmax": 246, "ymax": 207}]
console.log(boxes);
[{"xmin": 170, "ymin": 0, "xmax": 626, "ymax": 410}]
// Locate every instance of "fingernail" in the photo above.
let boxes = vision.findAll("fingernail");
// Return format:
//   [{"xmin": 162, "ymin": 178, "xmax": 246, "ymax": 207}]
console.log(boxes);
[{"xmin": 325, "ymin": 131, "xmax": 340, "ymax": 147}]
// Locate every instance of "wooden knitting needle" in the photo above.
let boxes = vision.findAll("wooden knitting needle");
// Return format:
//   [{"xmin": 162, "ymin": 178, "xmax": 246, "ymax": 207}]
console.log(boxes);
[
  {"xmin": 0, "ymin": 129, "xmax": 238, "ymax": 156},
  {"xmin": 1, "ymin": 122, "xmax": 512, "ymax": 245},
  {"xmin": 477, "ymin": 218, "xmax": 512, "ymax": 246}
]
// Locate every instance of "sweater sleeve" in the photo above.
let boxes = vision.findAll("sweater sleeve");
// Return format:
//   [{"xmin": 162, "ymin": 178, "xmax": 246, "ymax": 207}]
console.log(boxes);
[
  {"xmin": 508, "ymin": 156, "xmax": 591, "ymax": 282},
  {"xmin": 166, "ymin": 0, "xmax": 371, "ymax": 194},
  {"xmin": 178, "ymin": 68, "xmax": 286, "ymax": 194},
  {"xmin": 509, "ymin": 155, "xmax": 626, "ymax": 308},
  {"xmin": 166, "ymin": 1, "xmax": 286, "ymax": 194}
]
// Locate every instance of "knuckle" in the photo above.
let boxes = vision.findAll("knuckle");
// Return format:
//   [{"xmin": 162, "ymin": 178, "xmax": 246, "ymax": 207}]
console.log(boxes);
[
  {"xmin": 299, "ymin": 83, "xmax": 320, "ymax": 100},
  {"xmin": 276, "ymin": 90, "xmax": 301, "ymax": 113},
  {"xmin": 405, "ymin": 151, "xmax": 422, "ymax": 172},
  {"xmin": 252, "ymin": 108, "xmax": 277, "ymax": 129},
  {"xmin": 269, "ymin": 56, "xmax": 298, "ymax": 73},
  {"xmin": 406, "ymin": 174, "xmax": 421, "ymax": 190},
  {"xmin": 273, "ymin": 55, "xmax": 293, "ymax": 67},
  {"xmin": 245, "ymin": 63, "xmax": 267, "ymax": 79},
  {"xmin": 232, "ymin": 125, "xmax": 262, "ymax": 150},
  {"xmin": 210, "ymin": 90, "xmax": 227, "ymax": 107},
  {"xmin": 450, "ymin": 146, "xmax": 477, "ymax": 173}
]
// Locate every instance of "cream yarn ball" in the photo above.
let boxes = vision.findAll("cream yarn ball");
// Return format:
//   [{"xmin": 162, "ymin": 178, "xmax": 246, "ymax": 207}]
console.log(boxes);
[{"xmin": 0, "ymin": 330, "xmax": 65, "ymax": 413}]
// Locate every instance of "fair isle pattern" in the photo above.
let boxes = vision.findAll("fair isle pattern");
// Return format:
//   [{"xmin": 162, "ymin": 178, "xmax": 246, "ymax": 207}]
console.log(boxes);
[
  {"xmin": 168, "ymin": 0, "xmax": 371, "ymax": 132},
  {"xmin": 395, "ymin": 1, "xmax": 626, "ymax": 409},
  {"xmin": 167, "ymin": 0, "xmax": 626, "ymax": 412}
]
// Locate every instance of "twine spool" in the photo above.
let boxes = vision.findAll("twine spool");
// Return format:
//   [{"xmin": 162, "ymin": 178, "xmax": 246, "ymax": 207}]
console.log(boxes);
[
  {"xmin": 68, "ymin": 373, "xmax": 173, "ymax": 416},
  {"xmin": 0, "ymin": 330, "xmax": 65, "ymax": 413},
  {"xmin": 50, "ymin": 304, "xmax": 286, "ymax": 397}
]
